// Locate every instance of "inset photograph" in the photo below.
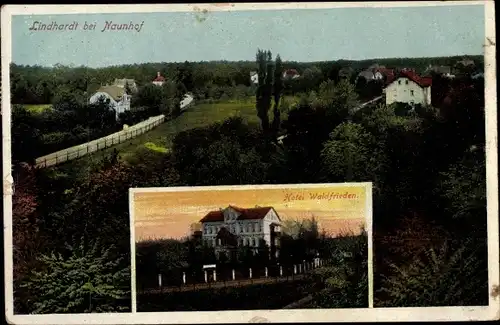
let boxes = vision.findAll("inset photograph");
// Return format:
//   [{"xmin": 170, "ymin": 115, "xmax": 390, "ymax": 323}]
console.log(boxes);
[{"xmin": 130, "ymin": 183, "xmax": 372, "ymax": 312}]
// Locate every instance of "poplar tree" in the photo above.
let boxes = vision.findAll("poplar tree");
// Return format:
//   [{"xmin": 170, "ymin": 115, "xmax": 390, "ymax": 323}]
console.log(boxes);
[{"xmin": 271, "ymin": 54, "xmax": 284, "ymax": 133}]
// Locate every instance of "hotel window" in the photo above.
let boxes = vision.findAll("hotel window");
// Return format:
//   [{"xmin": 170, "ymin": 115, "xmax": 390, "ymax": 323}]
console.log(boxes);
[{"xmin": 410, "ymin": 90, "xmax": 414, "ymax": 96}]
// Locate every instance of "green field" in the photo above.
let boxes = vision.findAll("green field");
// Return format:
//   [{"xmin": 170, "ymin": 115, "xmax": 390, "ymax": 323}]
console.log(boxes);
[
  {"xmin": 24, "ymin": 104, "xmax": 53, "ymax": 114},
  {"xmin": 53, "ymin": 98, "xmax": 270, "ymax": 176}
]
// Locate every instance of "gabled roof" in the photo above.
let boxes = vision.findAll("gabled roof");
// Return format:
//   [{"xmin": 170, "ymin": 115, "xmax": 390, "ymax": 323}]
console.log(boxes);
[
  {"xmin": 358, "ymin": 70, "xmax": 375, "ymax": 79},
  {"xmin": 200, "ymin": 210, "xmax": 224, "ymax": 222},
  {"xmin": 388, "ymin": 70, "xmax": 432, "ymax": 88},
  {"xmin": 94, "ymin": 85, "xmax": 126, "ymax": 101},
  {"xmin": 153, "ymin": 72, "xmax": 166, "ymax": 82},
  {"xmin": 199, "ymin": 205, "xmax": 277, "ymax": 223}
]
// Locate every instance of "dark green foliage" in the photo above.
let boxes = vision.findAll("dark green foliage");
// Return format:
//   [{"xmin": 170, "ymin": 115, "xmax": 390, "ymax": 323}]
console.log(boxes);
[
  {"xmin": 171, "ymin": 116, "xmax": 270, "ymax": 186},
  {"xmin": 11, "ymin": 54, "xmax": 487, "ymax": 313},
  {"xmin": 21, "ymin": 239, "xmax": 130, "ymax": 314},
  {"xmin": 377, "ymin": 235, "xmax": 488, "ymax": 307},
  {"xmin": 306, "ymin": 231, "xmax": 368, "ymax": 308},
  {"xmin": 255, "ymin": 49, "xmax": 274, "ymax": 133}
]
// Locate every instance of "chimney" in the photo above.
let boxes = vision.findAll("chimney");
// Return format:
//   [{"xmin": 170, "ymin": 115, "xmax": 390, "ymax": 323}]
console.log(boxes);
[{"xmin": 157, "ymin": 71, "xmax": 161, "ymax": 77}]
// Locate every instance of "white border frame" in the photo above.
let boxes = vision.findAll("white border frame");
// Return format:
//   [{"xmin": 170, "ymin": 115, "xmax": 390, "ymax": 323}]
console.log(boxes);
[{"xmin": 2, "ymin": 1, "xmax": 498, "ymax": 323}]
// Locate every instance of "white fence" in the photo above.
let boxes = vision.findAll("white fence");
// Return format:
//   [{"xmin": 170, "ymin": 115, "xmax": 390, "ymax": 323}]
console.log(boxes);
[{"xmin": 35, "ymin": 115, "xmax": 166, "ymax": 168}]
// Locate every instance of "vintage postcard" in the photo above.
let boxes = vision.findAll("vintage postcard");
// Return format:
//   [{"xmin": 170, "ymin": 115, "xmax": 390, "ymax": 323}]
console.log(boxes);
[
  {"xmin": 1, "ymin": 1, "xmax": 499, "ymax": 324},
  {"xmin": 130, "ymin": 184, "xmax": 372, "ymax": 312}
]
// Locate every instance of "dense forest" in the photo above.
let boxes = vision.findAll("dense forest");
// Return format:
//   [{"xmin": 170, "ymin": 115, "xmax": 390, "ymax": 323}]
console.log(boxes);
[{"xmin": 10, "ymin": 52, "xmax": 488, "ymax": 313}]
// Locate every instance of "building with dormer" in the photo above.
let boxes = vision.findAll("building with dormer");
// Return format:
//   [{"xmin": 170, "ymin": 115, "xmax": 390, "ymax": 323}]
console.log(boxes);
[{"xmin": 199, "ymin": 205, "xmax": 281, "ymax": 258}]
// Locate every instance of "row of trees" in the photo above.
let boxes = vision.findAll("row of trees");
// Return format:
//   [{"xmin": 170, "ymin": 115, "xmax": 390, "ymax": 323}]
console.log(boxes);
[{"xmin": 11, "ymin": 54, "xmax": 483, "ymax": 105}]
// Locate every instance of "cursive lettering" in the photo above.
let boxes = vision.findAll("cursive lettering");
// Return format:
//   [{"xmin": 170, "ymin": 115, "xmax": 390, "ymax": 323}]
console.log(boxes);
[{"xmin": 101, "ymin": 20, "xmax": 145, "ymax": 32}]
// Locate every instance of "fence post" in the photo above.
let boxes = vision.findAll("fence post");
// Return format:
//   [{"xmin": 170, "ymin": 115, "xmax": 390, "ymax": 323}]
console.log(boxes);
[
  {"xmin": 265, "ymin": 267, "xmax": 268, "ymax": 278},
  {"xmin": 183, "ymin": 272, "xmax": 186, "ymax": 285},
  {"xmin": 213, "ymin": 269, "xmax": 217, "ymax": 282},
  {"xmin": 232, "ymin": 269, "xmax": 235, "ymax": 281},
  {"xmin": 204, "ymin": 270, "xmax": 207, "ymax": 283},
  {"xmin": 280, "ymin": 265, "xmax": 283, "ymax": 277},
  {"xmin": 158, "ymin": 274, "xmax": 162, "ymax": 290}
]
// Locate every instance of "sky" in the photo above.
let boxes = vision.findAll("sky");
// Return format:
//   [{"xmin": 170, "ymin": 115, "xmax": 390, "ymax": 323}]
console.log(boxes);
[
  {"xmin": 11, "ymin": 4, "xmax": 485, "ymax": 68},
  {"xmin": 133, "ymin": 185, "xmax": 369, "ymax": 241}
]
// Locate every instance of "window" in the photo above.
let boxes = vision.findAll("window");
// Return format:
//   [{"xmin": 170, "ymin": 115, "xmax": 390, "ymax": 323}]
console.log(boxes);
[
  {"xmin": 410, "ymin": 90, "xmax": 414, "ymax": 96},
  {"xmin": 254, "ymin": 223, "xmax": 258, "ymax": 232},
  {"xmin": 243, "ymin": 238, "xmax": 247, "ymax": 246},
  {"xmin": 398, "ymin": 80, "xmax": 401, "ymax": 85},
  {"xmin": 258, "ymin": 223, "xmax": 262, "ymax": 232},
  {"xmin": 255, "ymin": 238, "xmax": 259, "ymax": 247},
  {"xmin": 249, "ymin": 238, "xmax": 254, "ymax": 246},
  {"xmin": 405, "ymin": 80, "xmax": 409, "ymax": 85}
]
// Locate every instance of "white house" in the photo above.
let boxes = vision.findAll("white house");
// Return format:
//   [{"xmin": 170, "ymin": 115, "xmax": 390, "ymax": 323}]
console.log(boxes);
[
  {"xmin": 283, "ymin": 69, "xmax": 300, "ymax": 80},
  {"xmin": 89, "ymin": 85, "xmax": 131, "ymax": 119},
  {"xmin": 152, "ymin": 71, "xmax": 165, "ymax": 86},
  {"xmin": 384, "ymin": 71, "xmax": 432, "ymax": 107},
  {"xmin": 250, "ymin": 71, "xmax": 259, "ymax": 84},
  {"xmin": 199, "ymin": 205, "xmax": 282, "ymax": 257}
]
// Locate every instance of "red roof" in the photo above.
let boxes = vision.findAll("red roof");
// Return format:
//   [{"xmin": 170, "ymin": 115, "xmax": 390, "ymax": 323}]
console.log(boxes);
[
  {"xmin": 284, "ymin": 69, "xmax": 299, "ymax": 76},
  {"xmin": 390, "ymin": 70, "xmax": 432, "ymax": 88},
  {"xmin": 199, "ymin": 206, "xmax": 276, "ymax": 222},
  {"xmin": 200, "ymin": 210, "xmax": 224, "ymax": 222},
  {"xmin": 153, "ymin": 71, "xmax": 165, "ymax": 82}
]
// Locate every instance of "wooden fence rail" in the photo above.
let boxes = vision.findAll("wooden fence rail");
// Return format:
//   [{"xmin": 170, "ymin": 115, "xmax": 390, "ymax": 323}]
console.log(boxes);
[{"xmin": 35, "ymin": 115, "xmax": 166, "ymax": 168}]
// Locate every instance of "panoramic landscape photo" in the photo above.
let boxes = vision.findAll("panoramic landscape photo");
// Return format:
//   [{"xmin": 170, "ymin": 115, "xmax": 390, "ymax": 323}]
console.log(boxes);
[
  {"xmin": 6, "ymin": 2, "xmax": 490, "ymax": 315},
  {"xmin": 131, "ymin": 184, "xmax": 370, "ymax": 312}
]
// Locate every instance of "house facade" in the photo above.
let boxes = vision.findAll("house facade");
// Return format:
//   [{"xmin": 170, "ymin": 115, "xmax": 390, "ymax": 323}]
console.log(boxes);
[
  {"xmin": 89, "ymin": 85, "xmax": 131, "ymax": 119},
  {"xmin": 283, "ymin": 69, "xmax": 300, "ymax": 80},
  {"xmin": 250, "ymin": 71, "xmax": 259, "ymax": 84},
  {"xmin": 384, "ymin": 71, "xmax": 432, "ymax": 107},
  {"xmin": 199, "ymin": 205, "xmax": 281, "ymax": 258},
  {"xmin": 152, "ymin": 72, "xmax": 165, "ymax": 86}
]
